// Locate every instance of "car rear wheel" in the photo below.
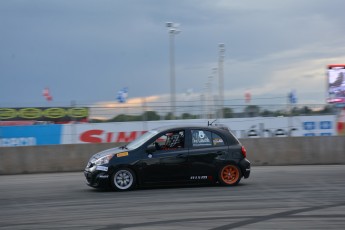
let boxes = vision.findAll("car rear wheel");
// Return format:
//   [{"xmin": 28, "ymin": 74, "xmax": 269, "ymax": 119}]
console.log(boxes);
[
  {"xmin": 111, "ymin": 168, "xmax": 136, "ymax": 191},
  {"xmin": 218, "ymin": 164, "xmax": 242, "ymax": 186}
]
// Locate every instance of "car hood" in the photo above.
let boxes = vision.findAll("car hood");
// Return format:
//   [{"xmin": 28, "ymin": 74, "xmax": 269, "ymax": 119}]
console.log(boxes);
[{"xmin": 89, "ymin": 147, "xmax": 128, "ymax": 162}]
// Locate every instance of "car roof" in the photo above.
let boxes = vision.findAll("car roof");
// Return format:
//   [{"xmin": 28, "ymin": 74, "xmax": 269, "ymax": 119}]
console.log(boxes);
[{"xmin": 152, "ymin": 124, "xmax": 231, "ymax": 133}]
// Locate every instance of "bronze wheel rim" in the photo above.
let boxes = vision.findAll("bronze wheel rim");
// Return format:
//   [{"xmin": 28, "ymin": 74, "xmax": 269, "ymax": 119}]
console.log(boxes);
[{"xmin": 221, "ymin": 165, "xmax": 239, "ymax": 185}]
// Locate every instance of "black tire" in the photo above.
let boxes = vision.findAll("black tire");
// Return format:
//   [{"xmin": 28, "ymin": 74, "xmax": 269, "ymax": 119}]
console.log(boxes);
[
  {"xmin": 218, "ymin": 164, "xmax": 242, "ymax": 186},
  {"xmin": 110, "ymin": 168, "xmax": 136, "ymax": 191}
]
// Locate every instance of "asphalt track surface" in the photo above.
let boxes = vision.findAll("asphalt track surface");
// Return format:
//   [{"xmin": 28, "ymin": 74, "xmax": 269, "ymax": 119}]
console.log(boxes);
[{"xmin": 1, "ymin": 165, "xmax": 345, "ymax": 230}]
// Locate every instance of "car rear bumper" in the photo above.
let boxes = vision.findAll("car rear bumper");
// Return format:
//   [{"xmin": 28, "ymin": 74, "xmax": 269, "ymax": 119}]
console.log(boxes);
[{"xmin": 239, "ymin": 158, "xmax": 251, "ymax": 178}]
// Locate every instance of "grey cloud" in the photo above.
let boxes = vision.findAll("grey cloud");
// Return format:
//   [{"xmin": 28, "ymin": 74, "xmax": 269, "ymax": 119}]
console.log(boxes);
[{"xmin": 1, "ymin": 0, "xmax": 345, "ymax": 107}]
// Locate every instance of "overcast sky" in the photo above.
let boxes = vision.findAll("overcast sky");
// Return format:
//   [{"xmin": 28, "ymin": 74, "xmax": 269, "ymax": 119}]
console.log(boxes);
[{"xmin": 1, "ymin": 0, "xmax": 345, "ymax": 109}]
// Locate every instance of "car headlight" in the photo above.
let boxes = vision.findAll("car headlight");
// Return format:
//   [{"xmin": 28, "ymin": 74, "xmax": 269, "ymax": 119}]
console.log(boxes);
[{"xmin": 94, "ymin": 154, "xmax": 114, "ymax": 166}]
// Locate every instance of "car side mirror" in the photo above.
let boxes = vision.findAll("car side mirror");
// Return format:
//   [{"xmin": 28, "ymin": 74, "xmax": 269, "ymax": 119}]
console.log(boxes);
[{"xmin": 146, "ymin": 145, "xmax": 156, "ymax": 154}]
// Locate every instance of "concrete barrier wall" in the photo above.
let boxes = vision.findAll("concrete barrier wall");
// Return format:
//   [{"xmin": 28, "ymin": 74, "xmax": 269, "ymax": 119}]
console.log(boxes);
[
  {"xmin": 0, "ymin": 142, "xmax": 125, "ymax": 175},
  {"xmin": 0, "ymin": 136, "xmax": 344, "ymax": 175},
  {"xmin": 241, "ymin": 136, "xmax": 345, "ymax": 166}
]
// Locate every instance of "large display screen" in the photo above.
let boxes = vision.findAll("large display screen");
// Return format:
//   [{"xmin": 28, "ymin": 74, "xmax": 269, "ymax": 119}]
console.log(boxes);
[{"xmin": 327, "ymin": 64, "xmax": 345, "ymax": 103}]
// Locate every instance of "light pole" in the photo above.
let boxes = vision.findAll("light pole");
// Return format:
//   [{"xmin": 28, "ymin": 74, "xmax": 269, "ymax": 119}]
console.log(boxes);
[
  {"xmin": 208, "ymin": 68, "xmax": 217, "ymax": 119},
  {"xmin": 218, "ymin": 43, "xmax": 225, "ymax": 119},
  {"xmin": 208, "ymin": 75, "xmax": 213, "ymax": 119},
  {"xmin": 166, "ymin": 22, "xmax": 180, "ymax": 119}
]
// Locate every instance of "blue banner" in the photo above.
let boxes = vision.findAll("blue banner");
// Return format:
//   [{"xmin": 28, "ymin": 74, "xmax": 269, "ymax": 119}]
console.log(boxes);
[{"xmin": 0, "ymin": 125, "xmax": 62, "ymax": 146}]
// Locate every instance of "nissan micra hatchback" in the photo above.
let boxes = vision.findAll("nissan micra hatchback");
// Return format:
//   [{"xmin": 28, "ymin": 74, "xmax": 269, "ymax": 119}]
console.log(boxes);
[{"xmin": 84, "ymin": 125, "xmax": 250, "ymax": 191}]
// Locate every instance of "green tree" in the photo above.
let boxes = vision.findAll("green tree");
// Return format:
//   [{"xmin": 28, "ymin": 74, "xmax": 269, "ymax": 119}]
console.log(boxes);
[
  {"xmin": 261, "ymin": 109, "xmax": 274, "ymax": 117},
  {"xmin": 143, "ymin": 111, "xmax": 160, "ymax": 121},
  {"xmin": 290, "ymin": 107, "xmax": 299, "ymax": 116},
  {"xmin": 89, "ymin": 118, "xmax": 105, "ymax": 123},
  {"xmin": 244, "ymin": 105, "xmax": 260, "ymax": 117},
  {"xmin": 222, "ymin": 107, "xmax": 234, "ymax": 118},
  {"xmin": 108, "ymin": 114, "xmax": 141, "ymax": 122},
  {"xmin": 165, "ymin": 112, "xmax": 174, "ymax": 120},
  {"xmin": 301, "ymin": 106, "xmax": 312, "ymax": 115},
  {"xmin": 181, "ymin": 113, "xmax": 197, "ymax": 119},
  {"xmin": 319, "ymin": 105, "xmax": 333, "ymax": 114}
]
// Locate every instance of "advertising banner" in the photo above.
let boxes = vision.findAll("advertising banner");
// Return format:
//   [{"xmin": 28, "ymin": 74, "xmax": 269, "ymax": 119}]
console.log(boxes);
[
  {"xmin": 0, "ymin": 107, "xmax": 88, "ymax": 123},
  {"xmin": 61, "ymin": 115, "xmax": 336, "ymax": 144},
  {"xmin": 0, "ymin": 115, "xmax": 336, "ymax": 146},
  {"xmin": 0, "ymin": 125, "xmax": 62, "ymax": 147},
  {"xmin": 337, "ymin": 108, "xmax": 345, "ymax": 136}
]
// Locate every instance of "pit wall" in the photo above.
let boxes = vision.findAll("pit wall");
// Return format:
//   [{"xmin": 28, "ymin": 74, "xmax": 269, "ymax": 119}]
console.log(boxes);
[{"xmin": 0, "ymin": 136, "xmax": 344, "ymax": 175}]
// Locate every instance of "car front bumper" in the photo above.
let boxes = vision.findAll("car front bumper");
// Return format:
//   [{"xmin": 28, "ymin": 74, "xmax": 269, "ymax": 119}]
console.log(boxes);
[{"xmin": 84, "ymin": 165, "xmax": 111, "ymax": 188}]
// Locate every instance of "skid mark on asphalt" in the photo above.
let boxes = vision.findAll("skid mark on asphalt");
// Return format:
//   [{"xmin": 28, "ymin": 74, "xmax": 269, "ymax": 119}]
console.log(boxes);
[
  {"xmin": 210, "ymin": 202, "xmax": 345, "ymax": 230},
  {"xmin": 97, "ymin": 202, "xmax": 345, "ymax": 230}
]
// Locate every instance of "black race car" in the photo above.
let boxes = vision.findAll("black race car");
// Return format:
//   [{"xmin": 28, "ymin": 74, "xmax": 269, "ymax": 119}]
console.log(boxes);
[{"xmin": 84, "ymin": 125, "xmax": 250, "ymax": 191}]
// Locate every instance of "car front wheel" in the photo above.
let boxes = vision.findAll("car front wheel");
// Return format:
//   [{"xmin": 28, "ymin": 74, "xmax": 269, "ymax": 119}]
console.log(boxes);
[
  {"xmin": 218, "ymin": 164, "xmax": 242, "ymax": 186},
  {"xmin": 111, "ymin": 168, "xmax": 136, "ymax": 191}
]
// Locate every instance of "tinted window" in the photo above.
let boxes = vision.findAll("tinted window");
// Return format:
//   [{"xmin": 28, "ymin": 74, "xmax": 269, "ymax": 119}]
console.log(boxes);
[
  {"xmin": 149, "ymin": 130, "xmax": 185, "ymax": 151},
  {"xmin": 191, "ymin": 130, "xmax": 225, "ymax": 147},
  {"xmin": 212, "ymin": 133, "xmax": 225, "ymax": 146}
]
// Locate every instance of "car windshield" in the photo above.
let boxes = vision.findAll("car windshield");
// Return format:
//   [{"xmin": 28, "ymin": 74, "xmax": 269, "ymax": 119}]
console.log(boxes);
[{"xmin": 126, "ymin": 130, "xmax": 159, "ymax": 150}]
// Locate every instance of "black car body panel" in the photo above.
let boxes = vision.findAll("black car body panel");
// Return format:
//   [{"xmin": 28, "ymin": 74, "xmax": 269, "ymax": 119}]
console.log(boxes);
[{"xmin": 84, "ymin": 125, "xmax": 251, "ymax": 190}]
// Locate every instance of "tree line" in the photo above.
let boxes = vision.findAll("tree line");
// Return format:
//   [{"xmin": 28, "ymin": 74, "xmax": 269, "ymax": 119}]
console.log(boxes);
[{"xmin": 89, "ymin": 105, "xmax": 335, "ymax": 123}]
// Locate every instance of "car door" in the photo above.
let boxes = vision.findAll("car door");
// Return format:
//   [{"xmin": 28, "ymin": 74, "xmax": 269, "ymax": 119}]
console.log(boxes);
[
  {"xmin": 139, "ymin": 129, "xmax": 189, "ymax": 184},
  {"xmin": 188, "ymin": 129, "xmax": 228, "ymax": 180}
]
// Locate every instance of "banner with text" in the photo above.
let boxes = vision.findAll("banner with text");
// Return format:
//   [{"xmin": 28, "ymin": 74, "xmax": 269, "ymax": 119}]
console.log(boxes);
[
  {"xmin": 0, "ymin": 107, "xmax": 88, "ymax": 123},
  {"xmin": 0, "ymin": 125, "xmax": 62, "ymax": 147},
  {"xmin": 0, "ymin": 115, "xmax": 337, "ymax": 147}
]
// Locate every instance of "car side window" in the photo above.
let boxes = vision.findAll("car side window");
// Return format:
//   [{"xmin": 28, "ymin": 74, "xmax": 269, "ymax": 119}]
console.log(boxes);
[
  {"xmin": 191, "ymin": 130, "xmax": 225, "ymax": 147},
  {"xmin": 191, "ymin": 130, "xmax": 212, "ymax": 147},
  {"xmin": 151, "ymin": 130, "xmax": 185, "ymax": 151},
  {"xmin": 212, "ymin": 133, "xmax": 225, "ymax": 146}
]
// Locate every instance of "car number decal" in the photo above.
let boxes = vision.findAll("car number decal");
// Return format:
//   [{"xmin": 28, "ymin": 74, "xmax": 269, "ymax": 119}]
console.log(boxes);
[{"xmin": 117, "ymin": 152, "xmax": 129, "ymax": 157}]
